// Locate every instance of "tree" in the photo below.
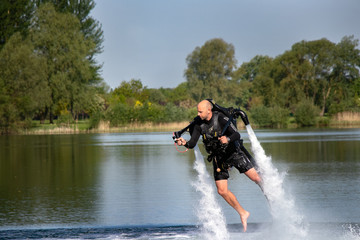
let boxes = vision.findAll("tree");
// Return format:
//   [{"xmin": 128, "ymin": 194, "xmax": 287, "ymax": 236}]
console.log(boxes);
[
  {"xmin": 33, "ymin": 0, "xmax": 103, "ymax": 54},
  {"xmin": 0, "ymin": 32, "xmax": 50, "ymax": 132},
  {"xmin": 232, "ymin": 55, "xmax": 276, "ymax": 108},
  {"xmin": 0, "ymin": 0, "xmax": 33, "ymax": 49},
  {"xmin": 29, "ymin": 3, "xmax": 97, "ymax": 122},
  {"xmin": 110, "ymin": 79, "xmax": 149, "ymax": 106},
  {"xmin": 273, "ymin": 37, "xmax": 360, "ymax": 116},
  {"xmin": 167, "ymin": 82, "xmax": 195, "ymax": 108},
  {"xmin": 233, "ymin": 55, "xmax": 272, "ymax": 83},
  {"xmin": 294, "ymin": 99, "xmax": 320, "ymax": 126},
  {"xmin": 185, "ymin": 38, "xmax": 237, "ymax": 102},
  {"xmin": 1, "ymin": 0, "xmax": 104, "ymax": 80},
  {"xmin": 327, "ymin": 36, "xmax": 360, "ymax": 114}
]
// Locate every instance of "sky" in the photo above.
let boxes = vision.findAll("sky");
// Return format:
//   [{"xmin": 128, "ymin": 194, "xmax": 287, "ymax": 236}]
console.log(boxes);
[{"xmin": 91, "ymin": 0, "xmax": 360, "ymax": 90}]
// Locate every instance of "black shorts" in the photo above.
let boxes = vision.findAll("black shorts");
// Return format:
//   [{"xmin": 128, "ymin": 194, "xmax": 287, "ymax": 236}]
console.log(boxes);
[{"xmin": 213, "ymin": 151, "xmax": 254, "ymax": 181}]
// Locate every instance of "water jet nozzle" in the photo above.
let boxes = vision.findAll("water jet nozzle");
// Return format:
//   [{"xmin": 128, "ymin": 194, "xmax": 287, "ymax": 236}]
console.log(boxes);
[
  {"xmin": 231, "ymin": 109, "xmax": 250, "ymax": 126},
  {"xmin": 238, "ymin": 109, "xmax": 250, "ymax": 126}
]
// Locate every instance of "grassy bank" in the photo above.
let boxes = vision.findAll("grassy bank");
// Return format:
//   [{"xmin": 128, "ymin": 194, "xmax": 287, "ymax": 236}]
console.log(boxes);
[
  {"xmin": 22, "ymin": 120, "xmax": 192, "ymax": 135},
  {"xmin": 329, "ymin": 111, "xmax": 360, "ymax": 127},
  {"xmin": 18, "ymin": 111, "xmax": 360, "ymax": 135}
]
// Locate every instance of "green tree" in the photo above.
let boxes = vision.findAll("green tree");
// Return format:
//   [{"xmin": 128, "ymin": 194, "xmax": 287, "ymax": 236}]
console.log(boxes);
[
  {"xmin": 29, "ymin": 3, "xmax": 97, "ymax": 123},
  {"xmin": 1, "ymin": 0, "xmax": 103, "ymax": 80},
  {"xmin": 232, "ymin": 55, "xmax": 274, "ymax": 108},
  {"xmin": 0, "ymin": 33, "xmax": 50, "ymax": 133},
  {"xmin": 167, "ymin": 82, "xmax": 195, "ymax": 108},
  {"xmin": 110, "ymin": 79, "xmax": 149, "ymax": 106},
  {"xmin": 294, "ymin": 99, "xmax": 320, "ymax": 126},
  {"xmin": 272, "ymin": 37, "xmax": 360, "ymax": 116},
  {"xmin": 233, "ymin": 55, "xmax": 273, "ymax": 83},
  {"xmin": 185, "ymin": 38, "xmax": 237, "ymax": 102},
  {"xmin": 33, "ymin": 0, "xmax": 104, "ymax": 56},
  {"xmin": 35, "ymin": 0, "xmax": 104, "ymax": 87},
  {"xmin": 0, "ymin": 0, "xmax": 33, "ymax": 49},
  {"xmin": 327, "ymin": 36, "xmax": 360, "ymax": 114}
]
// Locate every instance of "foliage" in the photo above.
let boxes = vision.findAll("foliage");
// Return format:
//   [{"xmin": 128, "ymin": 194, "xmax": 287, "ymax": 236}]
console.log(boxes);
[
  {"xmin": 249, "ymin": 105, "xmax": 272, "ymax": 127},
  {"xmin": 0, "ymin": 0, "xmax": 33, "ymax": 49},
  {"xmin": 1, "ymin": 3, "xmax": 360, "ymax": 135},
  {"xmin": 91, "ymin": 34, "xmax": 360, "ymax": 128},
  {"xmin": 185, "ymin": 38, "xmax": 237, "ymax": 102},
  {"xmin": 249, "ymin": 105, "xmax": 289, "ymax": 128},
  {"xmin": 29, "ymin": 3, "xmax": 99, "ymax": 122},
  {"xmin": 294, "ymin": 99, "xmax": 320, "ymax": 127},
  {"xmin": 103, "ymin": 78, "xmax": 195, "ymax": 126},
  {"xmin": 272, "ymin": 37, "xmax": 360, "ymax": 116},
  {"xmin": 110, "ymin": 79, "xmax": 149, "ymax": 105},
  {"xmin": 0, "ymin": 2, "xmax": 105, "ymax": 133},
  {"xmin": 0, "ymin": 32, "xmax": 49, "ymax": 133}
]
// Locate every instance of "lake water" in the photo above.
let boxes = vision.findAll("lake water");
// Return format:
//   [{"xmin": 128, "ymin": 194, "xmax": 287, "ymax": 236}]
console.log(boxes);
[{"xmin": 0, "ymin": 128, "xmax": 359, "ymax": 239}]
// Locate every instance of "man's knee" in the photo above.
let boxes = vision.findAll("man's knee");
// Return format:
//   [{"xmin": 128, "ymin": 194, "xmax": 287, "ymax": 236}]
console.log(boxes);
[
  {"xmin": 251, "ymin": 174, "xmax": 262, "ymax": 184},
  {"xmin": 245, "ymin": 168, "xmax": 262, "ymax": 184},
  {"xmin": 216, "ymin": 181, "xmax": 229, "ymax": 196},
  {"xmin": 253, "ymin": 175, "xmax": 262, "ymax": 185},
  {"xmin": 217, "ymin": 187, "xmax": 228, "ymax": 196}
]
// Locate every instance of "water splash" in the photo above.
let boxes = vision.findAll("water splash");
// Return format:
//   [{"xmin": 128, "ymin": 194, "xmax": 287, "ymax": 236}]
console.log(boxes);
[
  {"xmin": 246, "ymin": 125, "xmax": 308, "ymax": 239},
  {"xmin": 342, "ymin": 224, "xmax": 360, "ymax": 240},
  {"xmin": 192, "ymin": 145, "xmax": 229, "ymax": 240}
]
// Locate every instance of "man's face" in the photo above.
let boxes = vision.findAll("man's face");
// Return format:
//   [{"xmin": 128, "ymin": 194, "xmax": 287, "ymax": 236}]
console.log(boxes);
[{"xmin": 197, "ymin": 102, "xmax": 211, "ymax": 120}]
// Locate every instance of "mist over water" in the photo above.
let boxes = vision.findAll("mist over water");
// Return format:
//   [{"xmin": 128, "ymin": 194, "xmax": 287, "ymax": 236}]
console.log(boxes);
[{"xmin": 192, "ymin": 145, "xmax": 229, "ymax": 240}]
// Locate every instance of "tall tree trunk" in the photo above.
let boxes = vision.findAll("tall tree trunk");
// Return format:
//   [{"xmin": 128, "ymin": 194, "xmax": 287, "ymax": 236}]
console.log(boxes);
[
  {"xmin": 320, "ymin": 86, "xmax": 331, "ymax": 116},
  {"xmin": 40, "ymin": 107, "xmax": 48, "ymax": 124},
  {"xmin": 49, "ymin": 107, "xmax": 54, "ymax": 124}
]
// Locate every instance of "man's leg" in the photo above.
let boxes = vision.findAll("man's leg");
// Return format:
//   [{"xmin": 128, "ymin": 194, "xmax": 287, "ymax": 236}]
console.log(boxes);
[
  {"xmin": 244, "ymin": 167, "xmax": 270, "ymax": 203},
  {"xmin": 215, "ymin": 179, "xmax": 250, "ymax": 232},
  {"xmin": 244, "ymin": 167, "xmax": 261, "ymax": 184}
]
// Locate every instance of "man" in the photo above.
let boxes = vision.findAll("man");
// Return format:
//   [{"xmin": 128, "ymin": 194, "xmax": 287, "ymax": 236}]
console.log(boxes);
[{"xmin": 176, "ymin": 100, "xmax": 262, "ymax": 232}]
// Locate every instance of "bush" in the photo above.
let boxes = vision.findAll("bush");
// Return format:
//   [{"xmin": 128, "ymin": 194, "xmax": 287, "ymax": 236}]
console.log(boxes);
[
  {"xmin": 294, "ymin": 100, "xmax": 320, "ymax": 127},
  {"xmin": 250, "ymin": 105, "xmax": 289, "ymax": 128},
  {"xmin": 0, "ymin": 104, "xmax": 21, "ymax": 134},
  {"xmin": 143, "ymin": 103, "xmax": 164, "ymax": 123},
  {"xmin": 89, "ymin": 110, "xmax": 104, "ymax": 129},
  {"xmin": 56, "ymin": 112, "xmax": 74, "ymax": 127},
  {"xmin": 250, "ymin": 105, "xmax": 272, "ymax": 127},
  {"xmin": 164, "ymin": 103, "xmax": 189, "ymax": 122},
  {"xmin": 270, "ymin": 106, "xmax": 289, "ymax": 128},
  {"xmin": 106, "ymin": 103, "xmax": 132, "ymax": 126}
]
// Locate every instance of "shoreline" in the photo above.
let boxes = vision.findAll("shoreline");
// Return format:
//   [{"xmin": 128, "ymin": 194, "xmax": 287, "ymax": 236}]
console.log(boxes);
[
  {"xmin": 18, "ymin": 120, "xmax": 360, "ymax": 135},
  {"xmin": 21, "ymin": 121, "xmax": 192, "ymax": 135}
]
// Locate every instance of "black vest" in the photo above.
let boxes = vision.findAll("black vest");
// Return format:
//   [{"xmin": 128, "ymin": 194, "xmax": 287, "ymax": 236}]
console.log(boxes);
[{"xmin": 200, "ymin": 111, "xmax": 235, "ymax": 156}]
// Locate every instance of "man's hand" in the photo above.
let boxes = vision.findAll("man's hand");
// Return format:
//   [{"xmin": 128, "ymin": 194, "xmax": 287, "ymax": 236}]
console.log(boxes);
[
  {"xmin": 219, "ymin": 136, "xmax": 229, "ymax": 144},
  {"xmin": 176, "ymin": 137, "xmax": 186, "ymax": 146}
]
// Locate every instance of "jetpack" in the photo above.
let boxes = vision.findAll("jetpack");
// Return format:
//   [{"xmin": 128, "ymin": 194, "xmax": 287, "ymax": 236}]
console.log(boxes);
[{"xmin": 172, "ymin": 100, "xmax": 256, "ymax": 167}]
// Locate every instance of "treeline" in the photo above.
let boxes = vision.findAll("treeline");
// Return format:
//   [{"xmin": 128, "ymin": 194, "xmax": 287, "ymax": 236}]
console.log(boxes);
[
  {"xmin": 184, "ymin": 38, "xmax": 360, "ymax": 127},
  {"xmin": 1, "ymin": 1, "xmax": 360, "ymax": 134},
  {"xmin": 0, "ymin": 0, "xmax": 105, "ymax": 133},
  {"xmin": 100, "ymin": 37, "xmax": 360, "ymax": 129}
]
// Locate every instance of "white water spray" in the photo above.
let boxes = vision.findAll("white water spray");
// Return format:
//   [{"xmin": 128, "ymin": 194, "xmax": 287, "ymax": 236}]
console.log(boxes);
[
  {"xmin": 246, "ymin": 125, "xmax": 308, "ymax": 238},
  {"xmin": 192, "ymin": 145, "xmax": 230, "ymax": 240}
]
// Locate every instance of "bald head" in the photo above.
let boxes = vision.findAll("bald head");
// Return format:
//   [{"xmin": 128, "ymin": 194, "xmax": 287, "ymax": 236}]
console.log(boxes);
[{"xmin": 197, "ymin": 100, "xmax": 213, "ymax": 121}]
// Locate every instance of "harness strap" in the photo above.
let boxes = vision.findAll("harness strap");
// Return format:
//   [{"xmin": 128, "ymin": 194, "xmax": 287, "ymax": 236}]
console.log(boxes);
[{"xmin": 200, "ymin": 111, "xmax": 221, "ymax": 137}]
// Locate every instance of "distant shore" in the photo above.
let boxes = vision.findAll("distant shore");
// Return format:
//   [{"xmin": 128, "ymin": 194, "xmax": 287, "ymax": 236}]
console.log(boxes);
[
  {"xmin": 21, "ymin": 121, "xmax": 191, "ymax": 135},
  {"xmin": 18, "ymin": 117, "xmax": 360, "ymax": 135}
]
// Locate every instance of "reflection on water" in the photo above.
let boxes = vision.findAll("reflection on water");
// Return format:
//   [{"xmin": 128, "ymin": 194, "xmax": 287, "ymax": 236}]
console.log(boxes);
[
  {"xmin": 0, "ymin": 135, "xmax": 102, "ymax": 227},
  {"xmin": 0, "ymin": 129, "xmax": 359, "ymax": 231}
]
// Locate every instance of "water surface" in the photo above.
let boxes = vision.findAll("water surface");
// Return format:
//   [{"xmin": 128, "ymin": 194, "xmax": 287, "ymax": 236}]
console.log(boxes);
[{"xmin": 0, "ymin": 128, "xmax": 359, "ymax": 239}]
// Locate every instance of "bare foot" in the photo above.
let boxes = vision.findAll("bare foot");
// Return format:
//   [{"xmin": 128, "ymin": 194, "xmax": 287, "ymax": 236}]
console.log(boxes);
[{"xmin": 240, "ymin": 211, "xmax": 250, "ymax": 232}]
